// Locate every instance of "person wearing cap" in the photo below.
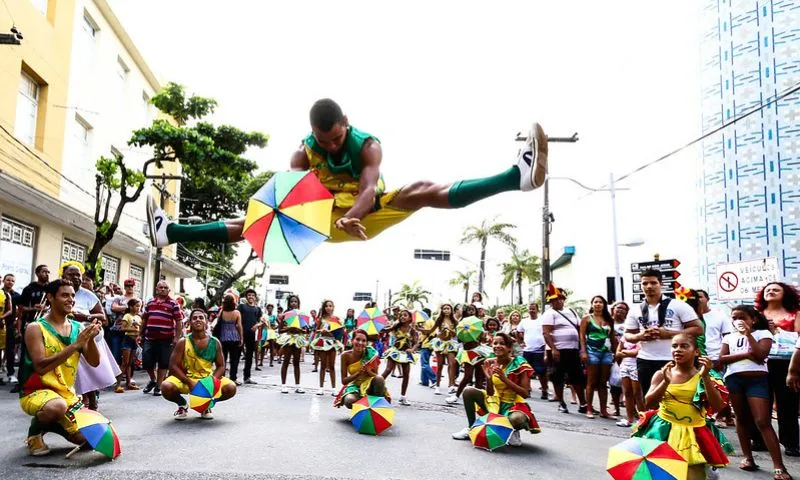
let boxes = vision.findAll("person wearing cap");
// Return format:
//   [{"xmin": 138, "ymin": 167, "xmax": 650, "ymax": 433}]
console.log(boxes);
[
  {"xmin": 541, "ymin": 283, "xmax": 587, "ymax": 414},
  {"xmin": 473, "ymin": 303, "xmax": 486, "ymax": 320}
]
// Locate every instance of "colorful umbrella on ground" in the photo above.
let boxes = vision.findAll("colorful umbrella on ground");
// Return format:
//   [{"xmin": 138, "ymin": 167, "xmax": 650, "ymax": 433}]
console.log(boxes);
[
  {"xmin": 350, "ymin": 395, "xmax": 395, "ymax": 435},
  {"xmin": 283, "ymin": 309, "xmax": 310, "ymax": 330},
  {"xmin": 189, "ymin": 376, "xmax": 222, "ymax": 413},
  {"xmin": 242, "ymin": 171, "xmax": 334, "ymax": 264},
  {"xmin": 456, "ymin": 316, "xmax": 484, "ymax": 343},
  {"xmin": 412, "ymin": 310, "xmax": 429, "ymax": 325},
  {"xmin": 607, "ymin": 438, "xmax": 687, "ymax": 480},
  {"xmin": 469, "ymin": 413, "xmax": 514, "ymax": 451},
  {"xmin": 356, "ymin": 308, "xmax": 388, "ymax": 336},
  {"xmin": 72, "ymin": 408, "xmax": 121, "ymax": 459}
]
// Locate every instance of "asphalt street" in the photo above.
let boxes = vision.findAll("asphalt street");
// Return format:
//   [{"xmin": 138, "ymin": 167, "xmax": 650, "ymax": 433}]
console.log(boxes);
[{"xmin": 0, "ymin": 356, "xmax": 793, "ymax": 479}]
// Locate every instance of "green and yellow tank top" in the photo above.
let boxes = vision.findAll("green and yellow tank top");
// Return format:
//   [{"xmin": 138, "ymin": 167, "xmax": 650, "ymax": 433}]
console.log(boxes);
[
  {"xmin": 19, "ymin": 319, "xmax": 81, "ymax": 399},
  {"xmin": 303, "ymin": 126, "xmax": 386, "ymax": 208},
  {"xmin": 586, "ymin": 318, "xmax": 611, "ymax": 352},
  {"xmin": 393, "ymin": 329, "xmax": 412, "ymax": 350},
  {"xmin": 183, "ymin": 334, "xmax": 219, "ymax": 379}
]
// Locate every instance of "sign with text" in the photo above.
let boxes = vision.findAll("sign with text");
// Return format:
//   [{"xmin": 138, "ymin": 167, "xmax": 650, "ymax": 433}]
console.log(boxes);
[
  {"xmin": 630, "ymin": 259, "xmax": 680, "ymax": 273},
  {"xmin": 631, "ymin": 259, "xmax": 681, "ymax": 303},
  {"xmin": 715, "ymin": 257, "xmax": 780, "ymax": 301}
]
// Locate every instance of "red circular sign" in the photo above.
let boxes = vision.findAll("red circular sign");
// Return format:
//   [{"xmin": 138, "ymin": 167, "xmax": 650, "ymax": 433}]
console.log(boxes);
[{"xmin": 718, "ymin": 271, "xmax": 738, "ymax": 292}]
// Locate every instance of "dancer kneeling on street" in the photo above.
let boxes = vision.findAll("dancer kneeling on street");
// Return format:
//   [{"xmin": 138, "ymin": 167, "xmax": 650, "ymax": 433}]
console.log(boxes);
[
  {"xmin": 19, "ymin": 279, "xmax": 102, "ymax": 456},
  {"xmin": 333, "ymin": 329, "xmax": 390, "ymax": 408},
  {"xmin": 452, "ymin": 332, "xmax": 541, "ymax": 447},
  {"xmin": 161, "ymin": 309, "xmax": 236, "ymax": 420}
]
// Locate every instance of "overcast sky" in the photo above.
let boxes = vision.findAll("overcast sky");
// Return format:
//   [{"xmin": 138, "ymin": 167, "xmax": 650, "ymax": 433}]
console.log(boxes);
[{"xmin": 110, "ymin": 0, "xmax": 703, "ymax": 310}]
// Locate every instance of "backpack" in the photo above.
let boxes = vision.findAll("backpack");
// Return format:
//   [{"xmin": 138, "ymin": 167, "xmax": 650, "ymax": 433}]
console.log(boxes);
[{"xmin": 639, "ymin": 298, "xmax": 672, "ymax": 329}]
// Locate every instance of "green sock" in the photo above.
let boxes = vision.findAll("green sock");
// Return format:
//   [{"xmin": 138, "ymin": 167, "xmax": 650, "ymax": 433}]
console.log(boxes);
[
  {"xmin": 166, "ymin": 221, "xmax": 229, "ymax": 244},
  {"xmin": 174, "ymin": 395, "xmax": 187, "ymax": 407},
  {"xmin": 28, "ymin": 417, "xmax": 42, "ymax": 437},
  {"xmin": 447, "ymin": 166, "xmax": 520, "ymax": 208}
]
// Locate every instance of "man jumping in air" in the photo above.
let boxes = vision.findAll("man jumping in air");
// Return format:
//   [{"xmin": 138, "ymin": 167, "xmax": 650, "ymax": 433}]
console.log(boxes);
[{"xmin": 146, "ymin": 98, "xmax": 548, "ymax": 246}]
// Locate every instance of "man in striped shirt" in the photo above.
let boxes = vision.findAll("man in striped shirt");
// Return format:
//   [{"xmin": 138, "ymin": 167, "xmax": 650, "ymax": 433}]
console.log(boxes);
[{"xmin": 139, "ymin": 281, "xmax": 183, "ymax": 397}]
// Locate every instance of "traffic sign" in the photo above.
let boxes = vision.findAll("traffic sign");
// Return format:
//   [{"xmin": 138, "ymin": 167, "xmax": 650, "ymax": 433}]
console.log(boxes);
[
  {"xmin": 715, "ymin": 257, "xmax": 779, "ymax": 301},
  {"xmin": 632, "ymin": 292, "xmax": 676, "ymax": 304},
  {"xmin": 632, "ymin": 281, "xmax": 681, "ymax": 293},
  {"xmin": 630, "ymin": 259, "xmax": 681, "ymax": 273},
  {"xmin": 353, "ymin": 292, "xmax": 373, "ymax": 301}
]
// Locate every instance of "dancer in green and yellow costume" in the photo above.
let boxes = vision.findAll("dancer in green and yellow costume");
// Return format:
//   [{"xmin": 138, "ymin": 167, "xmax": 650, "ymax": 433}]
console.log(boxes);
[
  {"xmin": 334, "ymin": 329, "xmax": 390, "ymax": 409},
  {"xmin": 381, "ymin": 309, "xmax": 419, "ymax": 406},
  {"xmin": 147, "ymin": 99, "xmax": 549, "ymax": 247},
  {"xmin": 161, "ymin": 309, "xmax": 236, "ymax": 420},
  {"xmin": 19, "ymin": 279, "xmax": 102, "ymax": 456}
]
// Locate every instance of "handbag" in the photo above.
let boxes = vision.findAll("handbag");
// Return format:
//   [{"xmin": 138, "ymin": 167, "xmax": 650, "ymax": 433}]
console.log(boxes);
[{"xmin": 769, "ymin": 328, "xmax": 798, "ymax": 360}]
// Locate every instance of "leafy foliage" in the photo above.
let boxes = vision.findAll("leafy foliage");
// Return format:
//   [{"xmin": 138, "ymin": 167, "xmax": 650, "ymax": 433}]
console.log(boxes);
[
  {"xmin": 498, "ymin": 247, "xmax": 541, "ymax": 305},
  {"xmin": 391, "ymin": 281, "xmax": 431, "ymax": 309},
  {"xmin": 459, "ymin": 217, "xmax": 517, "ymax": 295},
  {"xmin": 448, "ymin": 269, "xmax": 475, "ymax": 304}
]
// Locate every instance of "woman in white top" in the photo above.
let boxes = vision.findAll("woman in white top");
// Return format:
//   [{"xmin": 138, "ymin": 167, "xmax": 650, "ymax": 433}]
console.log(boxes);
[{"xmin": 719, "ymin": 305, "xmax": 789, "ymax": 478}]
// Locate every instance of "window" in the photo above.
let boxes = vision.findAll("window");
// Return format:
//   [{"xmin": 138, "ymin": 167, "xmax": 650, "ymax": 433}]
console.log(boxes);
[
  {"xmin": 129, "ymin": 264, "xmax": 144, "ymax": 298},
  {"xmin": 62, "ymin": 239, "xmax": 86, "ymax": 264},
  {"xmin": 82, "ymin": 11, "xmax": 98, "ymax": 38},
  {"xmin": 268, "ymin": 275, "xmax": 289, "ymax": 285},
  {"xmin": 75, "ymin": 114, "xmax": 92, "ymax": 145},
  {"xmin": 15, "ymin": 72, "xmax": 39, "ymax": 146},
  {"xmin": 101, "ymin": 254, "xmax": 119, "ymax": 285},
  {"xmin": 413, "ymin": 249, "xmax": 451, "ymax": 261},
  {"xmin": 116, "ymin": 56, "xmax": 129, "ymax": 81},
  {"xmin": 1, "ymin": 217, "xmax": 35, "ymax": 248},
  {"xmin": 30, "ymin": 0, "xmax": 48, "ymax": 15}
]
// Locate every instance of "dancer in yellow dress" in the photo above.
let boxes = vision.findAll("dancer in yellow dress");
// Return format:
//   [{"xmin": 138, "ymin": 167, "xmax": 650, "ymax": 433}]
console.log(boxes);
[
  {"xmin": 451, "ymin": 332, "xmax": 541, "ymax": 447},
  {"xmin": 18, "ymin": 279, "xmax": 102, "ymax": 456},
  {"xmin": 431, "ymin": 303, "xmax": 459, "ymax": 395},
  {"xmin": 380, "ymin": 310, "xmax": 418, "ymax": 406},
  {"xmin": 277, "ymin": 294, "xmax": 308, "ymax": 394},
  {"xmin": 333, "ymin": 329, "xmax": 389, "ymax": 409},
  {"xmin": 160, "ymin": 309, "xmax": 236, "ymax": 420},
  {"xmin": 633, "ymin": 333, "xmax": 733, "ymax": 480},
  {"xmin": 312, "ymin": 300, "xmax": 344, "ymax": 395}
]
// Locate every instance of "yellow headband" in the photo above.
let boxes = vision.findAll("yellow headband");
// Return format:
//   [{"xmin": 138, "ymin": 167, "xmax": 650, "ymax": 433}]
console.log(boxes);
[{"xmin": 59, "ymin": 261, "xmax": 85, "ymax": 277}]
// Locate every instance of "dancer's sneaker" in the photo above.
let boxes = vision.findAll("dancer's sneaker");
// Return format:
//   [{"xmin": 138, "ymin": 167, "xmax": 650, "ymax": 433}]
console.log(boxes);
[
  {"xmin": 146, "ymin": 195, "xmax": 171, "ymax": 247},
  {"xmin": 558, "ymin": 402, "xmax": 569, "ymax": 414},
  {"xmin": 280, "ymin": 385, "xmax": 289, "ymax": 394},
  {"xmin": 201, "ymin": 408, "xmax": 214, "ymax": 420},
  {"xmin": 295, "ymin": 386, "xmax": 305, "ymax": 394},
  {"xmin": 445, "ymin": 395, "xmax": 459, "ymax": 405},
  {"xmin": 451, "ymin": 427, "xmax": 470, "ymax": 440},
  {"xmin": 26, "ymin": 434, "xmax": 50, "ymax": 456},
  {"xmin": 316, "ymin": 389, "xmax": 324, "ymax": 396},
  {"xmin": 448, "ymin": 386, "xmax": 457, "ymax": 394},
  {"xmin": 173, "ymin": 406, "xmax": 188, "ymax": 420},
  {"xmin": 508, "ymin": 430, "xmax": 523, "ymax": 447},
  {"xmin": 399, "ymin": 396, "xmax": 410, "ymax": 406},
  {"xmin": 143, "ymin": 380, "xmax": 157, "ymax": 394},
  {"xmin": 434, "ymin": 386, "xmax": 444, "ymax": 395},
  {"xmin": 517, "ymin": 122, "xmax": 549, "ymax": 191}
]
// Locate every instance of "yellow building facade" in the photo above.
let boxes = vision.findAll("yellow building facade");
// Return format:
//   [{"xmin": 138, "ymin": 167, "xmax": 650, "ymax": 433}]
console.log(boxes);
[{"xmin": 0, "ymin": 0, "xmax": 192, "ymax": 296}]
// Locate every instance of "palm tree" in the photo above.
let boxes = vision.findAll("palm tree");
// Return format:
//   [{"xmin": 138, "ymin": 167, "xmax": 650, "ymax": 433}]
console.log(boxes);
[
  {"xmin": 391, "ymin": 281, "xmax": 431, "ymax": 309},
  {"xmin": 499, "ymin": 247, "xmax": 542, "ymax": 305},
  {"xmin": 448, "ymin": 269, "xmax": 475, "ymax": 303},
  {"xmin": 460, "ymin": 218, "xmax": 517, "ymax": 295}
]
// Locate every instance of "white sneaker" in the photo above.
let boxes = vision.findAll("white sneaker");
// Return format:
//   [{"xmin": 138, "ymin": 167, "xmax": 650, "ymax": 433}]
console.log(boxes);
[
  {"xmin": 295, "ymin": 386, "xmax": 305, "ymax": 394},
  {"xmin": 331, "ymin": 390, "xmax": 337, "ymax": 397},
  {"xmin": 201, "ymin": 408, "xmax": 214, "ymax": 420},
  {"xmin": 173, "ymin": 406, "xmax": 188, "ymax": 420},
  {"xmin": 399, "ymin": 396, "xmax": 410, "ymax": 406},
  {"xmin": 8, "ymin": 375, "xmax": 18, "ymax": 384},
  {"xmin": 280, "ymin": 385, "xmax": 289, "ymax": 394},
  {"xmin": 434, "ymin": 386, "xmax": 444, "ymax": 395},
  {"xmin": 445, "ymin": 395, "xmax": 459, "ymax": 405},
  {"xmin": 517, "ymin": 122, "xmax": 549, "ymax": 191},
  {"xmin": 146, "ymin": 195, "xmax": 171, "ymax": 248},
  {"xmin": 316, "ymin": 389, "xmax": 324, "ymax": 396},
  {"xmin": 451, "ymin": 427, "xmax": 471, "ymax": 440},
  {"xmin": 448, "ymin": 386, "xmax": 457, "ymax": 394},
  {"xmin": 616, "ymin": 419, "xmax": 632, "ymax": 428},
  {"xmin": 508, "ymin": 430, "xmax": 522, "ymax": 447}
]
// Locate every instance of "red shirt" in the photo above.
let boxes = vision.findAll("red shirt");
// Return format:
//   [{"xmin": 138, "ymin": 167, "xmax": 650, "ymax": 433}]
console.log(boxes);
[{"xmin": 143, "ymin": 297, "xmax": 183, "ymax": 341}]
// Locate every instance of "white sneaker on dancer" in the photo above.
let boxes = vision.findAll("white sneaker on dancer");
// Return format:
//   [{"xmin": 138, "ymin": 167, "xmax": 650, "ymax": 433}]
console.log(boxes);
[
  {"xmin": 146, "ymin": 195, "xmax": 171, "ymax": 248},
  {"xmin": 316, "ymin": 389, "xmax": 324, "ymax": 396},
  {"xmin": 448, "ymin": 386, "xmax": 457, "ymax": 394},
  {"xmin": 434, "ymin": 386, "xmax": 444, "ymax": 395},
  {"xmin": 295, "ymin": 386, "xmax": 305, "ymax": 394},
  {"xmin": 280, "ymin": 385, "xmax": 289, "ymax": 394},
  {"xmin": 173, "ymin": 406, "xmax": 188, "ymax": 420},
  {"xmin": 517, "ymin": 123, "xmax": 549, "ymax": 191},
  {"xmin": 508, "ymin": 430, "xmax": 522, "ymax": 447},
  {"xmin": 445, "ymin": 395, "xmax": 459, "ymax": 405},
  {"xmin": 201, "ymin": 408, "xmax": 214, "ymax": 420},
  {"xmin": 399, "ymin": 396, "xmax": 410, "ymax": 406},
  {"xmin": 451, "ymin": 427, "xmax": 470, "ymax": 440}
]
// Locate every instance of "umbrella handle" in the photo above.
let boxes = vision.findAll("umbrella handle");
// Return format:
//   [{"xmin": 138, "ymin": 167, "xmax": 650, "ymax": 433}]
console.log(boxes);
[{"xmin": 65, "ymin": 442, "xmax": 86, "ymax": 459}]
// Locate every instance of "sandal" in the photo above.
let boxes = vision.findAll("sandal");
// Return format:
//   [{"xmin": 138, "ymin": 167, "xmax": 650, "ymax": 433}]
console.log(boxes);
[
  {"xmin": 738, "ymin": 458, "xmax": 758, "ymax": 472},
  {"xmin": 774, "ymin": 469, "xmax": 792, "ymax": 480},
  {"xmin": 586, "ymin": 412, "xmax": 595, "ymax": 419}
]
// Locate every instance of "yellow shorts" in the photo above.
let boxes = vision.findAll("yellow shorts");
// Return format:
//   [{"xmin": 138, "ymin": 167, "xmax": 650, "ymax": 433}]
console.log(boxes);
[
  {"xmin": 328, "ymin": 189, "xmax": 415, "ymax": 243},
  {"xmin": 163, "ymin": 375, "xmax": 235, "ymax": 395},
  {"xmin": 19, "ymin": 389, "xmax": 81, "ymax": 434},
  {"xmin": 0, "ymin": 328, "xmax": 5, "ymax": 350}
]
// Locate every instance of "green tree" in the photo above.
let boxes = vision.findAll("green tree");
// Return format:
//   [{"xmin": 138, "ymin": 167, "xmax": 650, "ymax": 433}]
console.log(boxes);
[
  {"xmin": 459, "ymin": 218, "xmax": 517, "ymax": 295},
  {"xmin": 448, "ymin": 269, "xmax": 475, "ymax": 304},
  {"xmin": 391, "ymin": 281, "xmax": 431, "ymax": 309},
  {"xmin": 128, "ymin": 82, "xmax": 270, "ymax": 302},
  {"xmin": 499, "ymin": 247, "xmax": 541, "ymax": 305}
]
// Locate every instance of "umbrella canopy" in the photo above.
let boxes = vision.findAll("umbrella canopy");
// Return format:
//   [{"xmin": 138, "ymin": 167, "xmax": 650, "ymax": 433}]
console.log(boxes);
[
  {"xmin": 412, "ymin": 310, "xmax": 429, "ymax": 325},
  {"xmin": 72, "ymin": 408, "xmax": 121, "ymax": 459},
  {"xmin": 356, "ymin": 308, "xmax": 388, "ymax": 336},
  {"xmin": 350, "ymin": 395, "xmax": 395, "ymax": 435},
  {"xmin": 469, "ymin": 413, "xmax": 514, "ymax": 451},
  {"xmin": 242, "ymin": 171, "xmax": 334, "ymax": 264},
  {"xmin": 326, "ymin": 316, "xmax": 344, "ymax": 332},
  {"xmin": 283, "ymin": 309, "xmax": 310, "ymax": 330},
  {"xmin": 189, "ymin": 376, "xmax": 223, "ymax": 413},
  {"xmin": 456, "ymin": 316, "xmax": 484, "ymax": 343},
  {"xmin": 607, "ymin": 438, "xmax": 688, "ymax": 480}
]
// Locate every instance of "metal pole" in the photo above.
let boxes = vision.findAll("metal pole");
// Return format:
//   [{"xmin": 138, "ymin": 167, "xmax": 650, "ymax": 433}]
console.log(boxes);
[
  {"xmin": 143, "ymin": 246, "xmax": 152, "ymax": 300},
  {"xmin": 610, "ymin": 173, "xmax": 623, "ymax": 302},
  {"xmin": 375, "ymin": 280, "xmax": 379, "ymax": 305},
  {"xmin": 541, "ymin": 177, "xmax": 551, "ymax": 307},
  {"xmin": 152, "ymin": 175, "xmax": 167, "ymax": 295}
]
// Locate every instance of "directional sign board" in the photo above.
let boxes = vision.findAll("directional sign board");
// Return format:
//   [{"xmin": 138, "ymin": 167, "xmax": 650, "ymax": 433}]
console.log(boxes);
[
  {"xmin": 715, "ymin": 257, "xmax": 780, "ymax": 301},
  {"xmin": 631, "ymin": 259, "xmax": 681, "ymax": 303}
]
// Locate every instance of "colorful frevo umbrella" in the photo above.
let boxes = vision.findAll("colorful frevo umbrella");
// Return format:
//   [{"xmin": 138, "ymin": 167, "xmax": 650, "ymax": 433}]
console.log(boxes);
[
  {"xmin": 607, "ymin": 438, "xmax": 688, "ymax": 480},
  {"xmin": 189, "ymin": 376, "xmax": 223, "ymax": 413},
  {"xmin": 469, "ymin": 413, "xmax": 514, "ymax": 451},
  {"xmin": 350, "ymin": 395, "xmax": 395, "ymax": 435},
  {"xmin": 356, "ymin": 308, "xmax": 388, "ymax": 336},
  {"xmin": 412, "ymin": 310, "xmax": 429, "ymax": 325},
  {"xmin": 457, "ymin": 348, "xmax": 482, "ymax": 365},
  {"xmin": 456, "ymin": 316, "xmax": 484, "ymax": 343},
  {"xmin": 283, "ymin": 309, "xmax": 310, "ymax": 330},
  {"xmin": 326, "ymin": 316, "xmax": 344, "ymax": 332},
  {"xmin": 242, "ymin": 171, "xmax": 334, "ymax": 264},
  {"xmin": 71, "ymin": 408, "xmax": 121, "ymax": 460}
]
